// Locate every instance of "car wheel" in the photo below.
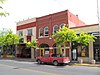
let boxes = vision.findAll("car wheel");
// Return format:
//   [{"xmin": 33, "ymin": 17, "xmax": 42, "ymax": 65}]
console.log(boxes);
[
  {"xmin": 53, "ymin": 61, "xmax": 58, "ymax": 66},
  {"xmin": 37, "ymin": 59, "xmax": 41, "ymax": 64}
]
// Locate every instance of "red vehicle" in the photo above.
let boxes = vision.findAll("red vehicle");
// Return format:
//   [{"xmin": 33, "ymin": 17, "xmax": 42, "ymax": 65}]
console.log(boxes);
[{"xmin": 36, "ymin": 54, "xmax": 70, "ymax": 66}]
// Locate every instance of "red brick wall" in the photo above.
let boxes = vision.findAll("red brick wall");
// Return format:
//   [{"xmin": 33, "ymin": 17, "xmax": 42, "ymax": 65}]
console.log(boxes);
[
  {"xmin": 17, "ymin": 22, "xmax": 36, "ymax": 30},
  {"xmin": 67, "ymin": 11, "xmax": 85, "ymax": 27},
  {"xmin": 36, "ymin": 10, "xmax": 69, "ymax": 47}
]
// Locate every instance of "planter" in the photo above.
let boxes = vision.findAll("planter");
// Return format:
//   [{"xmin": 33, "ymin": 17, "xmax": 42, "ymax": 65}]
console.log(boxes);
[{"xmin": 3, "ymin": 54, "xmax": 7, "ymax": 58}]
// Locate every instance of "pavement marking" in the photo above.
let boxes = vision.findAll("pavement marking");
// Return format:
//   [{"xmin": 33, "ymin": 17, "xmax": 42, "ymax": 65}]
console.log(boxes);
[
  {"xmin": 21, "ymin": 68, "xmax": 62, "ymax": 75},
  {"xmin": 0, "ymin": 63, "xmax": 62, "ymax": 75}
]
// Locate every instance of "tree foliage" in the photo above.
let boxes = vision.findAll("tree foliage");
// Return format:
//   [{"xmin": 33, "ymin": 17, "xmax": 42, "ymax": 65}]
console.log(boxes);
[
  {"xmin": 53, "ymin": 25, "xmax": 77, "ymax": 45},
  {"xmin": 0, "ymin": 0, "xmax": 9, "ymax": 16},
  {"xmin": 26, "ymin": 40, "xmax": 37, "ymax": 48},
  {"xmin": 53, "ymin": 25, "xmax": 96, "ymax": 47},
  {"xmin": 76, "ymin": 32, "xmax": 96, "ymax": 46},
  {"xmin": 0, "ymin": 29, "xmax": 20, "ymax": 54}
]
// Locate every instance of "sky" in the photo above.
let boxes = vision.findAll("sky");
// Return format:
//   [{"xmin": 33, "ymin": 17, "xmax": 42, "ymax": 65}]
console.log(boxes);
[{"xmin": 0, "ymin": 0, "xmax": 100, "ymax": 33}]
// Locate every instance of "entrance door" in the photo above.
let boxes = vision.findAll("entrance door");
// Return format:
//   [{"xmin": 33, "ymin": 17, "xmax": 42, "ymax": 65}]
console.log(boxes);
[
  {"xmin": 40, "ymin": 48, "xmax": 44, "ymax": 56},
  {"xmin": 94, "ymin": 47, "xmax": 100, "ymax": 62},
  {"xmin": 72, "ymin": 49, "xmax": 77, "ymax": 61}
]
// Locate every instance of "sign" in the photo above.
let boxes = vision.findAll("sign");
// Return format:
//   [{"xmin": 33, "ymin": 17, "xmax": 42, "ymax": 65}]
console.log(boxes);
[{"xmin": 45, "ymin": 51, "xmax": 49, "ymax": 54}]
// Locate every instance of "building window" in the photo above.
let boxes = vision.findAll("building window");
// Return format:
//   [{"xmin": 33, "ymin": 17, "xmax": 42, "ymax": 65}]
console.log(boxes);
[
  {"xmin": 60, "ymin": 23, "xmax": 64, "ymax": 29},
  {"xmin": 53, "ymin": 25, "xmax": 58, "ymax": 33},
  {"xmin": 39, "ymin": 28, "xmax": 43, "ymax": 37},
  {"xmin": 44, "ymin": 27, "xmax": 49, "ymax": 36},
  {"xmin": 27, "ymin": 29, "xmax": 32, "ymax": 36},
  {"xmin": 19, "ymin": 31, "xmax": 23, "ymax": 36}
]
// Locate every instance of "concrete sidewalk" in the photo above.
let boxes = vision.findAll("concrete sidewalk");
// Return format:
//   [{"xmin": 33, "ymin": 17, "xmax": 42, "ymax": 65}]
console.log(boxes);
[{"xmin": 69, "ymin": 62, "xmax": 100, "ymax": 67}]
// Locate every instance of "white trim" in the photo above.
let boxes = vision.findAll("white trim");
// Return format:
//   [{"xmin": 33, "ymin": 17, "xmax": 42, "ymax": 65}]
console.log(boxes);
[
  {"xmin": 17, "ymin": 18, "xmax": 36, "ymax": 26},
  {"xmin": 39, "ymin": 28, "xmax": 43, "ymax": 37}
]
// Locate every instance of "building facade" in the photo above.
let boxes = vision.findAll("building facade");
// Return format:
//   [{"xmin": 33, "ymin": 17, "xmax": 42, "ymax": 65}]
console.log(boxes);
[
  {"xmin": 16, "ymin": 18, "xmax": 36, "ymax": 58},
  {"xmin": 72, "ymin": 24, "xmax": 100, "ymax": 62},
  {"xmin": 16, "ymin": 10, "xmax": 100, "ymax": 63},
  {"xmin": 36, "ymin": 10, "xmax": 85, "ymax": 59}
]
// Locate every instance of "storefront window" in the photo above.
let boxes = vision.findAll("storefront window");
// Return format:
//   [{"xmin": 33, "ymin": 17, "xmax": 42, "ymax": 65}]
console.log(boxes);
[{"xmin": 78, "ymin": 46, "xmax": 89, "ymax": 57}]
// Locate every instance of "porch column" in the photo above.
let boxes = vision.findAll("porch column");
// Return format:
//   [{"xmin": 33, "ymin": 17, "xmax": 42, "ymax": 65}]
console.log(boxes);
[
  {"xmin": 89, "ymin": 41, "xmax": 94, "ymax": 62},
  {"xmin": 49, "ymin": 47, "xmax": 53, "ymax": 54},
  {"xmin": 31, "ymin": 48, "xmax": 34, "ymax": 59}
]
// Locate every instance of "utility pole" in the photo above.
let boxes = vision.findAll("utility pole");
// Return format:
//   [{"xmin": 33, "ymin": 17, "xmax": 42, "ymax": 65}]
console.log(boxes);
[{"xmin": 97, "ymin": 0, "xmax": 100, "ymax": 47}]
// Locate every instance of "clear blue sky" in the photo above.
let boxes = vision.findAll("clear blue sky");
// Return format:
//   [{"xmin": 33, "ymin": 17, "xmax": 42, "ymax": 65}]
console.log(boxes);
[{"xmin": 0, "ymin": 0, "xmax": 100, "ymax": 33}]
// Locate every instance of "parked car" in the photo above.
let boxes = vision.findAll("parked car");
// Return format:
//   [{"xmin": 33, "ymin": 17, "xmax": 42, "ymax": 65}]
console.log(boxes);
[{"xmin": 36, "ymin": 54, "xmax": 70, "ymax": 66}]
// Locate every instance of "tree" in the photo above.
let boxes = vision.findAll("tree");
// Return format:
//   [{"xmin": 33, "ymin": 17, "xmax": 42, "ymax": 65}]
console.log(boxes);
[
  {"xmin": 0, "ymin": 29, "xmax": 20, "ymax": 56},
  {"xmin": 0, "ymin": 0, "xmax": 9, "ymax": 16},
  {"xmin": 26, "ymin": 40, "xmax": 37, "ymax": 59},
  {"xmin": 4, "ymin": 29, "xmax": 20, "ymax": 55},
  {"xmin": 53, "ymin": 25, "xmax": 77, "ymax": 54},
  {"xmin": 26, "ymin": 40, "xmax": 37, "ymax": 49},
  {"xmin": 53, "ymin": 25, "xmax": 96, "ymax": 55},
  {"xmin": 75, "ymin": 32, "xmax": 96, "ymax": 51}
]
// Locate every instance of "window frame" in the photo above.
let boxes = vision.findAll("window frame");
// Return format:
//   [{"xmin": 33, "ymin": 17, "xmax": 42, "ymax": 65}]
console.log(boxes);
[
  {"xmin": 27, "ymin": 29, "xmax": 32, "ymax": 36},
  {"xmin": 53, "ymin": 25, "xmax": 58, "ymax": 33},
  {"xmin": 19, "ymin": 31, "xmax": 23, "ymax": 36},
  {"xmin": 60, "ymin": 23, "xmax": 64, "ymax": 29},
  {"xmin": 44, "ymin": 26, "xmax": 49, "ymax": 36},
  {"xmin": 39, "ymin": 28, "xmax": 43, "ymax": 37}
]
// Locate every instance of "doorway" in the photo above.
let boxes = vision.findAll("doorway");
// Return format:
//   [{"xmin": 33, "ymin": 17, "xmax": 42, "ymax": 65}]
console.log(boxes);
[
  {"xmin": 94, "ymin": 47, "xmax": 100, "ymax": 62},
  {"xmin": 71, "ymin": 48, "xmax": 77, "ymax": 61}
]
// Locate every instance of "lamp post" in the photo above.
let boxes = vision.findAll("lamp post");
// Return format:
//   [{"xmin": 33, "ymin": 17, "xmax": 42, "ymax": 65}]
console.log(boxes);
[{"xmin": 97, "ymin": 0, "xmax": 100, "ymax": 47}]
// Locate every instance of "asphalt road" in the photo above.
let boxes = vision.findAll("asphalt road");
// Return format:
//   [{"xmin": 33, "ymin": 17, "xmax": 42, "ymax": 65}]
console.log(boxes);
[{"xmin": 0, "ymin": 59, "xmax": 100, "ymax": 75}]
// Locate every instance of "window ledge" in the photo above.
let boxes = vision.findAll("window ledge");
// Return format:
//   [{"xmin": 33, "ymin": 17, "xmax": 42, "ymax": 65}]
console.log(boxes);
[{"xmin": 38, "ymin": 36, "xmax": 49, "ymax": 38}]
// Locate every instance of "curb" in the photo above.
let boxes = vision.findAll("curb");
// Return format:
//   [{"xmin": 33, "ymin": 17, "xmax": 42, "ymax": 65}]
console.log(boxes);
[{"xmin": 69, "ymin": 63, "xmax": 100, "ymax": 67}]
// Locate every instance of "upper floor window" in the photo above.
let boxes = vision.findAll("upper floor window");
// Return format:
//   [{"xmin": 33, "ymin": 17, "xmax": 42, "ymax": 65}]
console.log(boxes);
[
  {"xmin": 60, "ymin": 23, "xmax": 64, "ymax": 29},
  {"xmin": 39, "ymin": 28, "xmax": 43, "ymax": 37},
  {"xmin": 44, "ymin": 27, "xmax": 49, "ymax": 36},
  {"xmin": 53, "ymin": 25, "xmax": 58, "ymax": 33},
  {"xmin": 19, "ymin": 31, "xmax": 23, "ymax": 36},
  {"xmin": 27, "ymin": 29, "xmax": 32, "ymax": 36}
]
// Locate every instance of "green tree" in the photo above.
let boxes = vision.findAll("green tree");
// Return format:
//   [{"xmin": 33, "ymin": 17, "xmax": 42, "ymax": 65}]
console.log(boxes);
[
  {"xmin": 0, "ymin": 0, "xmax": 9, "ymax": 16},
  {"xmin": 77, "ymin": 32, "xmax": 96, "ymax": 46},
  {"xmin": 26, "ymin": 40, "xmax": 37, "ymax": 48},
  {"xmin": 53, "ymin": 25, "xmax": 77, "ymax": 54},
  {"xmin": 4, "ymin": 29, "xmax": 20, "ymax": 55},
  {"xmin": 53, "ymin": 25, "xmax": 96, "ymax": 55},
  {"xmin": 75, "ymin": 32, "xmax": 96, "ymax": 51},
  {"xmin": 0, "ymin": 29, "xmax": 20, "ymax": 56},
  {"xmin": 26, "ymin": 40, "xmax": 37, "ymax": 59},
  {"xmin": 0, "ymin": 28, "xmax": 8, "ymax": 54}
]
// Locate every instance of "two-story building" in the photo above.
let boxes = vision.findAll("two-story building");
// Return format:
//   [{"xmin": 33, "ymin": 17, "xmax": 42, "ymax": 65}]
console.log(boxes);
[
  {"xmin": 16, "ymin": 10, "xmax": 100, "ymax": 63},
  {"xmin": 16, "ymin": 18, "xmax": 36, "ymax": 58},
  {"xmin": 36, "ymin": 10, "xmax": 85, "ymax": 60}
]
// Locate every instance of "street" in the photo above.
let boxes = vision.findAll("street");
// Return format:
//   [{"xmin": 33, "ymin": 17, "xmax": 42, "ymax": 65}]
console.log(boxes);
[{"xmin": 0, "ymin": 59, "xmax": 100, "ymax": 75}]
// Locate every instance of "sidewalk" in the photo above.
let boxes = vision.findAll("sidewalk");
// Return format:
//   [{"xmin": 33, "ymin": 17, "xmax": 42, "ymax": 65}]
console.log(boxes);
[
  {"xmin": 69, "ymin": 62, "xmax": 100, "ymax": 67},
  {"xmin": 0, "ymin": 55, "xmax": 36, "ymax": 62}
]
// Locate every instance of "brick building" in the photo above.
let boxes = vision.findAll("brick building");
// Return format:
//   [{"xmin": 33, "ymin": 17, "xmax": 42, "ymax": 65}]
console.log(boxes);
[{"xmin": 16, "ymin": 10, "xmax": 100, "ymax": 63}]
